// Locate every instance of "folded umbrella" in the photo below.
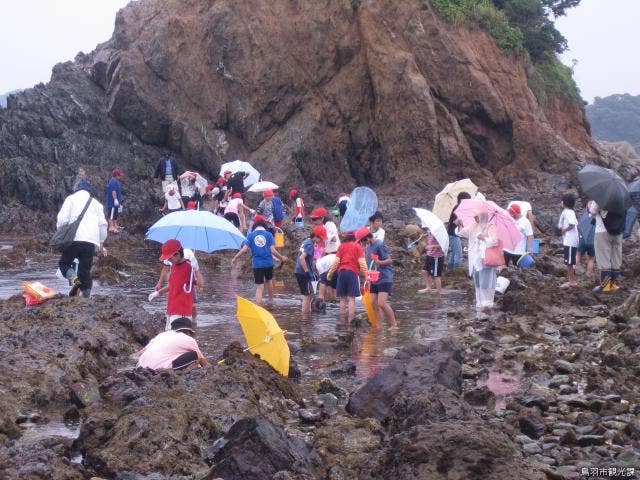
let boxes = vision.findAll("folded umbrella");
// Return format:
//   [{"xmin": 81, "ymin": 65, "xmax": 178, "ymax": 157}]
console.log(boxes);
[
  {"xmin": 236, "ymin": 296, "xmax": 290, "ymax": 376},
  {"xmin": 578, "ymin": 164, "xmax": 631, "ymax": 214},
  {"xmin": 454, "ymin": 198, "xmax": 523, "ymax": 251},
  {"xmin": 432, "ymin": 179, "xmax": 478, "ymax": 221},
  {"xmin": 146, "ymin": 210, "xmax": 245, "ymax": 252},
  {"xmin": 247, "ymin": 181, "xmax": 279, "ymax": 193},
  {"xmin": 219, "ymin": 160, "xmax": 261, "ymax": 187},
  {"xmin": 413, "ymin": 208, "xmax": 449, "ymax": 255}
]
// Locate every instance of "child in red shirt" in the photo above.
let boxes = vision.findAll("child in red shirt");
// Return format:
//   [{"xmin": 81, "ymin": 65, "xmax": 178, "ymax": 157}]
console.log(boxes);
[
  {"xmin": 148, "ymin": 239, "xmax": 196, "ymax": 330},
  {"xmin": 327, "ymin": 230, "xmax": 368, "ymax": 322}
]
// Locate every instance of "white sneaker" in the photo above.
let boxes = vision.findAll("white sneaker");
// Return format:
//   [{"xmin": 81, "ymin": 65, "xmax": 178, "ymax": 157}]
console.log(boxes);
[{"xmin": 418, "ymin": 288, "xmax": 431, "ymax": 294}]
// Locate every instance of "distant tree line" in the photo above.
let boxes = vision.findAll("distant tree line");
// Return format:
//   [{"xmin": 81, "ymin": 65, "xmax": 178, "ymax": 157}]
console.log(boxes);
[{"xmin": 586, "ymin": 94, "xmax": 640, "ymax": 151}]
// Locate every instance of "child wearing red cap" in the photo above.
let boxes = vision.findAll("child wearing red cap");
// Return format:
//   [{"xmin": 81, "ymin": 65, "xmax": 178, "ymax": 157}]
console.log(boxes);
[
  {"xmin": 503, "ymin": 203, "xmax": 534, "ymax": 268},
  {"xmin": 294, "ymin": 225, "xmax": 327, "ymax": 313},
  {"xmin": 257, "ymin": 189, "xmax": 276, "ymax": 232},
  {"xmin": 311, "ymin": 207, "xmax": 340, "ymax": 254},
  {"xmin": 148, "ymin": 240, "xmax": 196, "ymax": 330},
  {"xmin": 290, "ymin": 189, "xmax": 305, "ymax": 225},
  {"xmin": 327, "ymin": 229, "xmax": 368, "ymax": 322},
  {"xmin": 159, "ymin": 187, "xmax": 184, "ymax": 214}
]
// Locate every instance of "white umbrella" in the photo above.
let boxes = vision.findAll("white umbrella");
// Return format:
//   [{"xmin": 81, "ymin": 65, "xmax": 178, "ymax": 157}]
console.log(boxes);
[
  {"xmin": 219, "ymin": 160, "xmax": 260, "ymax": 187},
  {"xmin": 247, "ymin": 181, "xmax": 279, "ymax": 193},
  {"xmin": 413, "ymin": 208, "xmax": 449, "ymax": 255}
]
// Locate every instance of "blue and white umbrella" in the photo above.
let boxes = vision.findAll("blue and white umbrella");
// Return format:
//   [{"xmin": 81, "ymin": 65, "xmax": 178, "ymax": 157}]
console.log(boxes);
[{"xmin": 146, "ymin": 210, "xmax": 245, "ymax": 252}]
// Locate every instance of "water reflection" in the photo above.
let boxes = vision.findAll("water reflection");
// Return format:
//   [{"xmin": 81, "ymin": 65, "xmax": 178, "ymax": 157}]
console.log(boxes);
[{"xmin": 0, "ymin": 239, "xmax": 466, "ymax": 379}]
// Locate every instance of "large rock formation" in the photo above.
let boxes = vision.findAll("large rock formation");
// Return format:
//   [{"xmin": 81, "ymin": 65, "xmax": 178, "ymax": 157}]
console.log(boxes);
[{"xmin": 0, "ymin": 0, "xmax": 598, "ymax": 232}]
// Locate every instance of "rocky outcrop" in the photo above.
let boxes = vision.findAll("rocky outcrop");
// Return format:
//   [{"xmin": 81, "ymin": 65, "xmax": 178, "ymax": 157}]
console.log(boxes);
[
  {"xmin": 346, "ymin": 338, "xmax": 463, "ymax": 420},
  {"xmin": 0, "ymin": 0, "xmax": 597, "ymax": 233}
]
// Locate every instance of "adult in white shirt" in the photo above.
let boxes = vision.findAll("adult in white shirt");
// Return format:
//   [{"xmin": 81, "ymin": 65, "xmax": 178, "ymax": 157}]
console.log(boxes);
[
  {"xmin": 589, "ymin": 200, "xmax": 624, "ymax": 292},
  {"xmin": 369, "ymin": 211, "xmax": 386, "ymax": 243},
  {"xmin": 503, "ymin": 203, "xmax": 533, "ymax": 267},
  {"xmin": 56, "ymin": 182, "xmax": 108, "ymax": 298}
]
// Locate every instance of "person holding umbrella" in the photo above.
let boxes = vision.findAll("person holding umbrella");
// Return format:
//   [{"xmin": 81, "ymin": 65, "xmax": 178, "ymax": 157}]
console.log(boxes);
[
  {"xmin": 456, "ymin": 205, "xmax": 501, "ymax": 312},
  {"xmin": 420, "ymin": 228, "xmax": 445, "ymax": 295},
  {"xmin": 447, "ymin": 192, "xmax": 471, "ymax": 269},
  {"xmin": 358, "ymin": 227, "xmax": 397, "ymax": 328},
  {"xmin": 589, "ymin": 200, "xmax": 624, "ymax": 292},
  {"xmin": 578, "ymin": 164, "xmax": 632, "ymax": 292}
]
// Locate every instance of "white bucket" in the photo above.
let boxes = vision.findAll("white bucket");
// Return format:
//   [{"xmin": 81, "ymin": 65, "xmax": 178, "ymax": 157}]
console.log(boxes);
[{"xmin": 495, "ymin": 276, "xmax": 510, "ymax": 294}]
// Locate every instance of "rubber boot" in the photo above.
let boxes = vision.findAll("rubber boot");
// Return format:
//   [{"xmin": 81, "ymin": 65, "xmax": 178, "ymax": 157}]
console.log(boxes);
[
  {"xmin": 593, "ymin": 270, "xmax": 610, "ymax": 293},
  {"xmin": 607, "ymin": 270, "xmax": 621, "ymax": 292},
  {"xmin": 80, "ymin": 289, "xmax": 91, "ymax": 299},
  {"xmin": 64, "ymin": 268, "xmax": 78, "ymax": 287}
]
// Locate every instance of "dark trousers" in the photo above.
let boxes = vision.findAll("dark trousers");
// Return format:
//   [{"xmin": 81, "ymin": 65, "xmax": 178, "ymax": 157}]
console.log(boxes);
[{"xmin": 59, "ymin": 241, "xmax": 95, "ymax": 293}]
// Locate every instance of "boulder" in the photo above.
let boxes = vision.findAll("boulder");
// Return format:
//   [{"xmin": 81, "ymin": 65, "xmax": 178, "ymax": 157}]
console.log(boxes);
[
  {"xmin": 346, "ymin": 339, "xmax": 463, "ymax": 420},
  {"xmin": 204, "ymin": 417, "xmax": 322, "ymax": 480}
]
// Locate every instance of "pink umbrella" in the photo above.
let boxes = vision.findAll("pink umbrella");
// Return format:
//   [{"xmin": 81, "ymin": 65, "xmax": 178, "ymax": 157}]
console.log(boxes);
[{"xmin": 454, "ymin": 199, "xmax": 523, "ymax": 251}]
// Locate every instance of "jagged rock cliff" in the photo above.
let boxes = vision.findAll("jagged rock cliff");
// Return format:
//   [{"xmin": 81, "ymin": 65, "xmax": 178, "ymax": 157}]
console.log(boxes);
[{"xmin": 0, "ymin": 0, "xmax": 598, "ymax": 232}]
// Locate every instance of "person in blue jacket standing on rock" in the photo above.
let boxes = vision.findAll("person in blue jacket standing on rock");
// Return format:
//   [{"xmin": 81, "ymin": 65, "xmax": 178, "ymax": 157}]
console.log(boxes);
[{"xmin": 106, "ymin": 168, "xmax": 124, "ymax": 233}]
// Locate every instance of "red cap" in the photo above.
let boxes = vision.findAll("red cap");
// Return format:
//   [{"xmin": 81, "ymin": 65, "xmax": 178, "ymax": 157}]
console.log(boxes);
[
  {"xmin": 187, "ymin": 201, "xmax": 197, "ymax": 210},
  {"xmin": 205, "ymin": 184, "xmax": 214, "ymax": 192},
  {"xmin": 159, "ymin": 239, "xmax": 182, "ymax": 261},
  {"xmin": 263, "ymin": 189, "xmax": 274, "ymax": 197},
  {"xmin": 232, "ymin": 192, "xmax": 242, "ymax": 199},
  {"xmin": 112, "ymin": 168, "xmax": 124, "ymax": 177},
  {"xmin": 254, "ymin": 214, "xmax": 267, "ymax": 224},
  {"xmin": 310, "ymin": 207, "xmax": 327, "ymax": 219},
  {"xmin": 289, "ymin": 188, "xmax": 298, "ymax": 200},
  {"xmin": 508, "ymin": 204, "xmax": 521, "ymax": 217},
  {"xmin": 355, "ymin": 226, "xmax": 372, "ymax": 243},
  {"xmin": 312, "ymin": 225, "xmax": 328, "ymax": 241}
]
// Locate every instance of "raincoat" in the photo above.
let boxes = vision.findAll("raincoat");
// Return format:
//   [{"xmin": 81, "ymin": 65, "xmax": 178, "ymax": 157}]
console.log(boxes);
[{"xmin": 457, "ymin": 212, "xmax": 498, "ymax": 311}]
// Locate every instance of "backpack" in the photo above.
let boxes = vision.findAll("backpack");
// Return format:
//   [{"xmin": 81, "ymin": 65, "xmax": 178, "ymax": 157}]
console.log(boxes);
[{"xmin": 603, "ymin": 211, "xmax": 625, "ymax": 235}]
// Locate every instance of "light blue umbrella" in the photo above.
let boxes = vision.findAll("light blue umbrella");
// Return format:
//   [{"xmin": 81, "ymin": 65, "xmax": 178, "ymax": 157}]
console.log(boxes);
[
  {"xmin": 340, "ymin": 187, "xmax": 378, "ymax": 232},
  {"xmin": 146, "ymin": 210, "xmax": 245, "ymax": 252}
]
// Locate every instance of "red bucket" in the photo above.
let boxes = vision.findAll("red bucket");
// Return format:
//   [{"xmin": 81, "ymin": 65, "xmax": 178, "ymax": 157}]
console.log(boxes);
[{"xmin": 366, "ymin": 270, "xmax": 380, "ymax": 282}]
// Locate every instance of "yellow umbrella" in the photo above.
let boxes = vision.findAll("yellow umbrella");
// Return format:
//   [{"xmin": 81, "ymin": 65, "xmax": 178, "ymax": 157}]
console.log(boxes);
[
  {"xmin": 432, "ymin": 179, "xmax": 478, "ymax": 221},
  {"xmin": 236, "ymin": 296, "xmax": 290, "ymax": 376},
  {"xmin": 360, "ymin": 283, "xmax": 378, "ymax": 327}
]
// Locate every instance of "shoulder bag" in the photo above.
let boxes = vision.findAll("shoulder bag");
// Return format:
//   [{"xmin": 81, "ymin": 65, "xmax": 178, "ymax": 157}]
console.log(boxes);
[
  {"xmin": 482, "ymin": 239, "xmax": 504, "ymax": 268},
  {"xmin": 50, "ymin": 197, "xmax": 93, "ymax": 251}
]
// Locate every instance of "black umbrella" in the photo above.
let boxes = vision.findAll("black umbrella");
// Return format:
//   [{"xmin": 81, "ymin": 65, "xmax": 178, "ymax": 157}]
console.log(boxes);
[
  {"xmin": 628, "ymin": 179, "xmax": 640, "ymax": 209},
  {"xmin": 577, "ymin": 165, "xmax": 631, "ymax": 213}
]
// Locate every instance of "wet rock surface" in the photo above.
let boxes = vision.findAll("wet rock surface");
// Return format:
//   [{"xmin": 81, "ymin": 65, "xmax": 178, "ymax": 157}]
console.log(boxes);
[{"xmin": 346, "ymin": 338, "xmax": 463, "ymax": 420}]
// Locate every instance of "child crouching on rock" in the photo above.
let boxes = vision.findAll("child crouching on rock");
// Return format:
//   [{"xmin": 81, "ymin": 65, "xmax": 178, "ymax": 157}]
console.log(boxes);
[{"xmin": 419, "ymin": 228, "xmax": 444, "ymax": 294}]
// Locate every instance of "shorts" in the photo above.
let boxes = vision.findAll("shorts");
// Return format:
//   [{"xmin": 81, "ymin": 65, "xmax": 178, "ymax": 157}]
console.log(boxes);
[
  {"xmin": 563, "ymin": 246, "xmax": 577, "ymax": 266},
  {"xmin": 108, "ymin": 206, "xmax": 119, "ymax": 220},
  {"xmin": 295, "ymin": 273, "xmax": 312, "ymax": 295},
  {"xmin": 370, "ymin": 282, "xmax": 392, "ymax": 294},
  {"xmin": 224, "ymin": 212, "xmax": 240, "ymax": 228},
  {"xmin": 172, "ymin": 351, "xmax": 198, "ymax": 370},
  {"xmin": 336, "ymin": 270, "xmax": 360, "ymax": 297},
  {"xmin": 253, "ymin": 266, "xmax": 274, "ymax": 285},
  {"xmin": 320, "ymin": 271, "xmax": 337, "ymax": 289},
  {"xmin": 503, "ymin": 251, "xmax": 521, "ymax": 267},
  {"xmin": 577, "ymin": 237, "xmax": 595, "ymax": 257},
  {"xmin": 424, "ymin": 256, "xmax": 444, "ymax": 277}
]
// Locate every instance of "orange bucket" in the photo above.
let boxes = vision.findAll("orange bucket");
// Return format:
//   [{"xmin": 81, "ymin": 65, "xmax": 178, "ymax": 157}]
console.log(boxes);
[{"xmin": 274, "ymin": 228, "xmax": 285, "ymax": 248}]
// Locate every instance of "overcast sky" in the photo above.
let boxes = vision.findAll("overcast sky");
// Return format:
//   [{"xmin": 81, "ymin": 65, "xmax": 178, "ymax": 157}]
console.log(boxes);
[{"xmin": 0, "ymin": 0, "xmax": 637, "ymax": 103}]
